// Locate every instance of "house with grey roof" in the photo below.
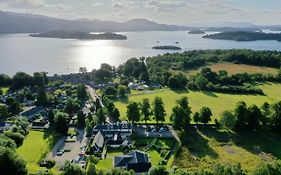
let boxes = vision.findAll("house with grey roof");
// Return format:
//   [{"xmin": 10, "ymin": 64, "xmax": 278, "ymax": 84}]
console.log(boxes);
[
  {"xmin": 92, "ymin": 131, "xmax": 105, "ymax": 155},
  {"xmin": 113, "ymin": 150, "xmax": 152, "ymax": 173}
]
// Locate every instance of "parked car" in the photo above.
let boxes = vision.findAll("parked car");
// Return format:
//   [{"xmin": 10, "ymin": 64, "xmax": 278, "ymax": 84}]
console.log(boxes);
[
  {"xmin": 56, "ymin": 151, "xmax": 63, "ymax": 156},
  {"xmin": 159, "ymin": 127, "xmax": 167, "ymax": 133}
]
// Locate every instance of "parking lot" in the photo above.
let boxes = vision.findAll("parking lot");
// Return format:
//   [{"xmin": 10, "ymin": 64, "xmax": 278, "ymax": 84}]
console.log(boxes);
[
  {"xmin": 134, "ymin": 125, "xmax": 174, "ymax": 138},
  {"xmin": 47, "ymin": 128, "xmax": 88, "ymax": 166}
]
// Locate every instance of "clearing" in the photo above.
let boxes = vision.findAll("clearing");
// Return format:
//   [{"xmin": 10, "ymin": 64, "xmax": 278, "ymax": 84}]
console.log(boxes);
[{"xmin": 114, "ymin": 83, "xmax": 281, "ymax": 123}]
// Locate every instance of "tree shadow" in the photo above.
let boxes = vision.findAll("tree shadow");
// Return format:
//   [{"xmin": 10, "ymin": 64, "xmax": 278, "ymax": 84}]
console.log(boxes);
[
  {"xmin": 182, "ymin": 126, "xmax": 218, "ymax": 158},
  {"xmin": 201, "ymin": 91, "xmax": 218, "ymax": 98},
  {"xmin": 117, "ymin": 96, "xmax": 129, "ymax": 104},
  {"xmin": 198, "ymin": 126, "xmax": 235, "ymax": 143},
  {"xmin": 170, "ymin": 88, "xmax": 189, "ymax": 94},
  {"xmin": 233, "ymin": 131, "xmax": 281, "ymax": 159}
]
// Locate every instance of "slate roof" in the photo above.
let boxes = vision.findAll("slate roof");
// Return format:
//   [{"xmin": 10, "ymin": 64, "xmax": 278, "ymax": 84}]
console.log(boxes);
[
  {"xmin": 20, "ymin": 106, "xmax": 45, "ymax": 117},
  {"xmin": 113, "ymin": 150, "xmax": 151, "ymax": 172},
  {"xmin": 93, "ymin": 131, "xmax": 104, "ymax": 148},
  {"xmin": 92, "ymin": 122, "xmax": 132, "ymax": 135}
]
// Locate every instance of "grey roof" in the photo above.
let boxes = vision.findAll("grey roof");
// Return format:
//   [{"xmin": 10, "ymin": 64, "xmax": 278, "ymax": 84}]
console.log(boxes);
[
  {"xmin": 93, "ymin": 131, "xmax": 104, "ymax": 148},
  {"xmin": 114, "ymin": 150, "xmax": 150, "ymax": 167},
  {"xmin": 20, "ymin": 106, "xmax": 45, "ymax": 117}
]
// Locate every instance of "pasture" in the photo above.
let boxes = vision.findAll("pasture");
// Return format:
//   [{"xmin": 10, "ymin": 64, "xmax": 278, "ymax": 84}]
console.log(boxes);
[
  {"xmin": 187, "ymin": 62, "xmax": 279, "ymax": 76},
  {"xmin": 114, "ymin": 83, "xmax": 281, "ymax": 123}
]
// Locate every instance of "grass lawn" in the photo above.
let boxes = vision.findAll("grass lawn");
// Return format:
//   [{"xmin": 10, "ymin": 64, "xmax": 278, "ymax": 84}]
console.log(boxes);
[
  {"xmin": 96, "ymin": 158, "xmax": 113, "ymax": 170},
  {"xmin": 186, "ymin": 62, "xmax": 279, "ymax": 76},
  {"xmin": 174, "ymin": 127, "xmax": 281, "ymax": 173},
  {"xmin": 17, "ymin": 130, "xmax": 60, "ymax": 174},
  {"xmin": 0, "ymin": 87, "xmax": 9, "ymax": 94},
  {"xmin": 115, "ymin": 83, "xmax": 281, "ymax": 123}
]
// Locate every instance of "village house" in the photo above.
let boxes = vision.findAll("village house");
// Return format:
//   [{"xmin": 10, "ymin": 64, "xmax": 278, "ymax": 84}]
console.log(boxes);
[{"xmin": 113, "ymin": 150, "xmax": 152, "ymax": 173}]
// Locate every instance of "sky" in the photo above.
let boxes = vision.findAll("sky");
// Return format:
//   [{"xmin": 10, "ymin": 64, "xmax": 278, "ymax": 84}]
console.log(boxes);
[{"xmin": 1, "ymin": 0, "xmax": 281, "ymax": 25}]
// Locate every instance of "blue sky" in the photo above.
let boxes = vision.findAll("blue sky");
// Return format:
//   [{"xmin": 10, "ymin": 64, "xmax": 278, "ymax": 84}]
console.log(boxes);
[{"xmin": 0, "ymin": 0, "xmax": 281, "ymax": 25}]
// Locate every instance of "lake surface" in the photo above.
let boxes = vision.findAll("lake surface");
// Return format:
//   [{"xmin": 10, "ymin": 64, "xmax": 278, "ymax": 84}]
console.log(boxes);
[{"xmin": 0, "ymin": 31, "xmax": 281, "ymax": 76}]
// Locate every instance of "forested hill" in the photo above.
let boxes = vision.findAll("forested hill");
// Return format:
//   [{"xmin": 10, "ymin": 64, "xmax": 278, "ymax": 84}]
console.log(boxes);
[
  {"xmin": 146, "ymin": 49, "xmax": 281, "ymax": 74},
  {"xmin": 203, "ymin": 31, "xmax": 281, "ymax": 41}
]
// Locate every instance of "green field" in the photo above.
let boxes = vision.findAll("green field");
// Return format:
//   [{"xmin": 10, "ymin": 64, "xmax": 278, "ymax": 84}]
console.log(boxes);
[
  {"xmin": 115, "ymin": 83, "xmax": 281, "ymax": 123},
  {"xmin": 175, "ymin": 127, "xmax": 281, "ymax": 173},
  {"xmin": 17, "ymin": 130, "xmax": 60, "ymax": 174},
  {"xmin": 187, "ymin": 62, "xmax": 280, "ymax": 76}
]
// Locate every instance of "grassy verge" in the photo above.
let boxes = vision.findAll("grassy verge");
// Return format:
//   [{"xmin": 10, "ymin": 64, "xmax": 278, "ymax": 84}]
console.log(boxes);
[
  {"xmin": 115, "ymin": 83, "xmax": 281, "ymax": 123},
  {"xmin": 17, "ymin": 130, "xmax": 60, "ymax": 174}
]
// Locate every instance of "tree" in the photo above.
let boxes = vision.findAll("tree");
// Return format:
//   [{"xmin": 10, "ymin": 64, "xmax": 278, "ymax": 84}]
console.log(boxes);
[
  {"xmin": 86, "ymin": 162, "xmax": 97, "ymax": 175},
  {"xmin": 48, "ymin": 110, "xmax": 55, "ymax": 123},
  {"xmin": 54, "ymin": 112, "xmax": 69, "ymax": 135},
  {"xmin": 153, "ymin": 97, "xmax": 166, "ymax": 125},
  {"xmin": 4, "ymin": 131, "xmax": 25, "ymax": 147},
  {"xmin": 117, "ymin": 85, "xmax": 127, "ymax": 98},
  {"xmin": 65, "ymin": 99, "xmax": 80, "ymax": 115},
  {"xmin": 8, "ymin": 101, "xmax": 21, "ymax": 115},
  {"xmin": 77, "ymin": 110, "xmax": 86, "ymax": 127},
  {"xmin": 36, "ymin": 88, "xmax": 48, "ymax": 106},
  {"xmin": 96, "ymin": 109, "xmax": 106, "ymax": 124},
  {"xmin": 141, "ymin": 98, "xmax": 151, "ymax": 125},
  {"xmin": 111, "ymin": 108, "xmax": 120, "ymax": 121},
  {"xmin": 272, "ymin": 101, "xmax": 281, "ymax": 131},
  {"xmin": 254, "ymin": 160, "xmax": 281, "ymax": 175},
  {"xmin": 177, "ymin": 97, "xmax": 192, "ymax": 126},
  {"xmin": 104, "ymin": 86, "xmax": 117, "ymax": 98},
  {"xmin": 0, "ymin": 105, "xmax": 9, "ymax": 119},
  {"xmin": 0, "ymin": 74, "xmax": 12, "ymax": 87},
  {"xmin": 61, "ymin": 161, "xmax": 85, "ymax": 175},
  {"xmin": 199, "ymin": 106, "xmax": 212, "ymax": 124},
  {"xmin": 126, "ymin": 101, "xmax": 140, "ymax": 124},
  {"xmin": 219, "ymin": 111, "xmax": 236, "ymax": 130},
  {"xmin": 248, "ymin": 105, "xmax": 263, "ymax": 130},
  {"xmin": 171, "ymin": 106, "xmax": 186, "ymax": 129},
  {"xmin": 234, "ymin": 101, "xmax": 249, "ymax": 129},
  {"xmin": 148, "ymin": 166, "xmax": 169, "ymax": 175},
  {"xmin": 0, "ymin": 135, "xmax": 17, "ymax": 149},
  {"xmin": 193, "ymin": 112, "xmax": 200, "ymax": 124},
  {"xmin": 77, "ymin": 84, "xmax": 88, "ymax": 101},
  {"xmin": 0, "ymin": 146, "xmax": 27, "ymax": 175},
  {"xmin": 168, "ymin": 73, "xmax": 188, "ymax": 89}
]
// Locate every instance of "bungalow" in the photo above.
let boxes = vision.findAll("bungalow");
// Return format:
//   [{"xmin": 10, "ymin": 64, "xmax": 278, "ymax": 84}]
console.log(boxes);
[{"xmin": 113, "ymin": 151, "xmax": 152, "ymax": 173}]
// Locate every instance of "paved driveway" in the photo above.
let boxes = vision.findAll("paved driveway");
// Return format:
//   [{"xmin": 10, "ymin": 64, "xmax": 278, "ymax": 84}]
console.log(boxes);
[
  {"xmin": 47, "ymin": 128, "xmax": 88, "ymax": 166},
  {"xmin": 134, "ymin": 125, "xmax": 174, "ymax": 138}
]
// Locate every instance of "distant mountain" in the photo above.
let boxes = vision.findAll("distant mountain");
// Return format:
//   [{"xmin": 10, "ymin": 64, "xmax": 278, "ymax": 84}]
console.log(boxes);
[{"xmin": 0, "ymin": 11, "xmax": 188, "ymax": 33}]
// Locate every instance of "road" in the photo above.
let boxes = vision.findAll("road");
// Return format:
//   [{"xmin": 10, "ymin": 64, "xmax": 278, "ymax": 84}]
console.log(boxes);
[{"xmin": 86, "ymin": 85, "xmax": 114, "ymax": 123}]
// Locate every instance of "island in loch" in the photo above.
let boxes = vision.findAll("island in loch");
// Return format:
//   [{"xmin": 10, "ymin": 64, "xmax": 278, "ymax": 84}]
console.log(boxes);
[
  {"xmin": 202, "ymin": 31, "xmax": 281, "ymax": 41},
  {"xmin": 152, "ymin": 45, "xmax": 182, "ymax": 50},
  {"xmin": 188, "ymin": 30, "xmax": 205, "ymax": 34},
  {"xmin": 29, "ymin": 30, "xmax": 127, "ymax": 40}
]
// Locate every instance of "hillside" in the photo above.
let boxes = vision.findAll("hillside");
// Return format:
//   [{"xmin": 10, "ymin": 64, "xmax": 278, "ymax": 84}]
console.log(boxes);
[{"xmin": 0, "ymin": 11, "xmax": 187, "ymax": 33}]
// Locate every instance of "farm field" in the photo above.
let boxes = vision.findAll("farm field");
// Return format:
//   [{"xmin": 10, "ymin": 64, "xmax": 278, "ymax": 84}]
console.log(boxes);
[
  {"xmin": 114, "ymin": 83, "xmax": 281, "ymax": 123},
  {"xmin": 186, "ymin": 62, "xmax": 280, "ymax": 76},
  {"xmin": 175, "ymin": 126, "xmax": 281, "ymax": 173},
  {"xmin": 17, "ymin": 130, "xmax": 60, "ymax": 174}
]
